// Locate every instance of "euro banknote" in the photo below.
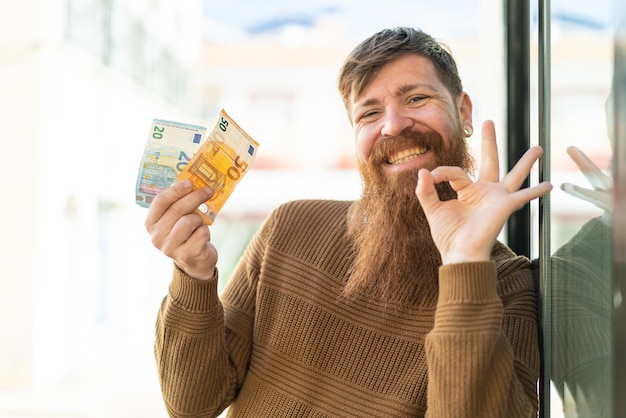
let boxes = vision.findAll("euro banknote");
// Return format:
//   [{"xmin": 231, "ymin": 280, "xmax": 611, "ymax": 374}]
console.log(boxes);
[
  {"xmin": 135, "ymin": 110, "xmax": 259, "ymax": 224},
  {"xmin": 136, "ymin": 119, "xmax": 206, "ymax": 208},
  {"xmin": 176, "ymin": 110, "xmax": 259, "ymax": 224}
]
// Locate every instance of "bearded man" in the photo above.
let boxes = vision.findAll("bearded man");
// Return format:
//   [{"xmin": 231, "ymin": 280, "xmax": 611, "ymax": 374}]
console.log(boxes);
[{"xmin": 146, "ymin": 27, "xmax": 552, "ymax": 418}]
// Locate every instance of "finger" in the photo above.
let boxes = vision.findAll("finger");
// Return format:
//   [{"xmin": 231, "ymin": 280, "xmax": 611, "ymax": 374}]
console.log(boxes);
[
  {"xmin": 182, "ymin": 225, "xmax": 216, "ymax": 262},
  {"xmin": 146, "ymin": 181, "xmax": 214, "ymax": 228},
  {"xmin": 416, "ymin": 168, "xmax": 441, "ymax": 215},
  {"xmin": 145, "ymin": 180, "xmax": 193, "ymax": 227},
  {"xmin": 171, "ymin": 222, "xmax": 213, "ymax": 262},
  {"xmin": 501, "ymin": 146, "xmax": 544, "ymax": 192},
  {"xmin": 561, "ymin": 183, "xmax": 612, "ymax": 212},
  {"xmin": 567, "ymin": 146, "xmax": 612, "ymax": 190},
  {"xmin": 429, "ymin": 166, "xmax": 473, "ymax": 191},
  {"xmin": 164, "ymin": 212, "xmax": 208, "ymax": 253},
  {"xmin": 185, "ymin": 223, "xmax": 213, "ymax": 252},
  {"xmin": 510, "ymin": 181, "xmax": 553, "ymax": 209},
  {"xmin": 478, "ymin": 120, "xmax": 500, "ymax": 183}
]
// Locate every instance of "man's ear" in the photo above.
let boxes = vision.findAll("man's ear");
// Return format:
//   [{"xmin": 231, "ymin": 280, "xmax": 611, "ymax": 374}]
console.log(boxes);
[{"xmin": 458, "ymin": 92, "xmax": 473, "ymax": 131}]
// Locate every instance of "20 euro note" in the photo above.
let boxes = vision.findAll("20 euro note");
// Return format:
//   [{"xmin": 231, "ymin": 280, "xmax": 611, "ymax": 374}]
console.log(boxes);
[
  {"xmin": 135, "ymin": 110, "xmax": 259, "ymax": 225},
  {"xmin": 176, "ymin": 110, "xmax": 259, "ymax": 224},
  {"xmin": 135, "ymin": 119, "xmax": 207, "ymax": 208}
]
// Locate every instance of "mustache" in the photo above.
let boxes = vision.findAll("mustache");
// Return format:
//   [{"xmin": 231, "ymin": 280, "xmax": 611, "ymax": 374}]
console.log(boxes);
[{"xmin": 368, "ymin": 129, "xmax": 446, "ymax": 165}]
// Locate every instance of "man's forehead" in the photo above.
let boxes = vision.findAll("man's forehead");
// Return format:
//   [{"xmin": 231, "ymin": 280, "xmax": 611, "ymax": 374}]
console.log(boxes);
[{"xmin": 352, "ymin": 56, "xmax": 439, "ymax": 97}]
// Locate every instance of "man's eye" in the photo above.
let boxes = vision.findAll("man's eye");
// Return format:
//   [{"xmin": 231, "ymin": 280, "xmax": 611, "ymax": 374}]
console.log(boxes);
[
  {"xmin": 409, "ymin": 95, "xmax": 427, "ymax": 103},
  {"xmin": 358, "ymin": 110, "xmax": 378, "ymax": 121}
]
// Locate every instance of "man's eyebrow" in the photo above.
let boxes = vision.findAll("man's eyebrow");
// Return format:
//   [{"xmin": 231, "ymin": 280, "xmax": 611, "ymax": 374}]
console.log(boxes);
[
  {"xmin": 354, "ymin": 97, "xmax": 380, "ymax": 110},
  {"xmin": 396, "ymin": 83, "xmax": 436, "ymax": 96}
]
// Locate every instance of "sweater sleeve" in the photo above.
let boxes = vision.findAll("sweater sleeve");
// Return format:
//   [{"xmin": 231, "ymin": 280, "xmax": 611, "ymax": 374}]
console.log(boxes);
[
  {"xmin": 425, "ymin": 261, "xmax": 539, "ymax": 418},
  {"xmin": 154, "ymin": 266, "xmax": 240, "ymax": 417},
  {"xmin": 154, "ymin": 212, "xmax": 273, "ymax": 417}
]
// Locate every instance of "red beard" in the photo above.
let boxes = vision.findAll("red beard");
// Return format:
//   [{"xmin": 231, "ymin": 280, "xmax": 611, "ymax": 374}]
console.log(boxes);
[{"xmin": 343, "ymin": 127, "xmax": 474, "ymax": 305}]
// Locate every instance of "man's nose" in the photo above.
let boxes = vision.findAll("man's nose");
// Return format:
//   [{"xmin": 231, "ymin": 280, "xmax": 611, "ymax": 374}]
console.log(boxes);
[{"xmin": 380, "ymin": 111, "xmax": 413, "ymax": 137}]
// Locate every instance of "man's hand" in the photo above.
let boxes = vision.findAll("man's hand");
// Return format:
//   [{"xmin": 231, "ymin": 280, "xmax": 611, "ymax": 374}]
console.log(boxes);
[
  {"xmin": 415, "ymin": 120, "xmax": 553, "ymax": 265},
  {"xmin": 561, "ymin": 146, "xmax": 613, "ymax": 213},
  {"xmin": 145, "ymin": 180, "xmax": 218, "ymax": 280}
]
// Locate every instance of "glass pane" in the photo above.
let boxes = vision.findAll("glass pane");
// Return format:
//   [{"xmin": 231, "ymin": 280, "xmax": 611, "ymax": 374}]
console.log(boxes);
[
  {"xmin": 541, "ymin": 0, "xmax": 616, "ymax": 416},
  {"xmin": 611, "ymin": 1, "xmax": 626, "ymax": 416}
]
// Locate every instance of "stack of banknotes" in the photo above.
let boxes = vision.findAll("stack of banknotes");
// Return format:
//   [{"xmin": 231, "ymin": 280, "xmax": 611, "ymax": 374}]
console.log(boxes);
[{"xmin": 135, "ymin": 109, "xmax": 259, "ymax": 224}]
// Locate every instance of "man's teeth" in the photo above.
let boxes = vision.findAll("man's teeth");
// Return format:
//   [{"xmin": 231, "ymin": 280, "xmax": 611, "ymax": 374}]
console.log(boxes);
[{"xmin": 388, "ymin": 147, "xmax": 427, "ymax": 164}]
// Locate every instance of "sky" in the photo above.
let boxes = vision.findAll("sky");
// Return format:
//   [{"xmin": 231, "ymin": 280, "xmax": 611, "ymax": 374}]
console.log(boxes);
[{"xmin": 202, "ymin": 0, "xmax": 613, "ymax": 41}]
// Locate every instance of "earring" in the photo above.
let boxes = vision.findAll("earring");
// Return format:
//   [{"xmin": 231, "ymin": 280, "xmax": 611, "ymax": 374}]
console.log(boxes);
[{"xmin": 463, "ymin": 126, "xmax": 473, "ymax": 137}]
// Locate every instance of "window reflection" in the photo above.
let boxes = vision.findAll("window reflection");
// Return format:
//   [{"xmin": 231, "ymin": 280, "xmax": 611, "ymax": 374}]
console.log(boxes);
[{"xmin": 531, "ymin": 1, "xmax": 616, "ymax": 416}]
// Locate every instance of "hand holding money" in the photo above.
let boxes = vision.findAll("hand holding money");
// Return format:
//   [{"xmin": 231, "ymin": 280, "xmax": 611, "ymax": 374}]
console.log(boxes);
[
  {"xmin": 136, "ymin": 110, "xmax": 259, "ymax": 224},
  {"xmin": 145, "ymin": 180, "xmax": 219, "ymax": 280}
]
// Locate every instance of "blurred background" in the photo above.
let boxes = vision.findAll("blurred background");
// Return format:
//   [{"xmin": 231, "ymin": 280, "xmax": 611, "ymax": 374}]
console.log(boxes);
[{"xmin": 0, "ymin": 0, "xmax": 615, "ymax": 416}]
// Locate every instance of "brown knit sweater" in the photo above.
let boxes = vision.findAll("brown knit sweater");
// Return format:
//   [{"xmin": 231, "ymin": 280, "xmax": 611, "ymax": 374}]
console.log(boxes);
[{"xmin": 155, "ymin": 199, "xmax": 539, "ymax": 417}]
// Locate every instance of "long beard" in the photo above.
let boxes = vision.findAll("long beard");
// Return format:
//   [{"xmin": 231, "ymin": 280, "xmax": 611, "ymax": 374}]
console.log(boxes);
[{"xmin": 343, "ymin": 128, "xmax": 474, "ymax": 305}]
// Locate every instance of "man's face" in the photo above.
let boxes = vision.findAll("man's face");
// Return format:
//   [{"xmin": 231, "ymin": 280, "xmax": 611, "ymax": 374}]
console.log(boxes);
[
  {"xmin": 342, "ymin": 54, "xmax": 475, "ymax": 303},
  {"xmin": 350, "ymin": 54, "xmax": 473, "ymax": 178}
]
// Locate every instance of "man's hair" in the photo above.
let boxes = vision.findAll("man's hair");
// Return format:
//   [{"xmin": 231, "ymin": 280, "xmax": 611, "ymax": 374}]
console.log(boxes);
[{"xmin": 337, "ymin": 27, "xmax": 463, "ymax": 121}]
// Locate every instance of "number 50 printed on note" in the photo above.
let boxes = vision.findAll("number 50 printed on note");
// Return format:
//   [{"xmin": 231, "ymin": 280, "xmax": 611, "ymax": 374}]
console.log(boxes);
[{"xmin": 135, "ymin": 110, "xmax": 259, "ymax": 225}]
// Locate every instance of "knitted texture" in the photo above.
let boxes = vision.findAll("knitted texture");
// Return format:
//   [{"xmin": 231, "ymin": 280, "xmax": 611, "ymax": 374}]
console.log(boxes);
[
  {"xmin": 547, "ymin": 217, "xmax": 612, "ymax": 417},
  {"xmin": 155, "ymin": 199, "xmax": 539, "ymax": 417}
]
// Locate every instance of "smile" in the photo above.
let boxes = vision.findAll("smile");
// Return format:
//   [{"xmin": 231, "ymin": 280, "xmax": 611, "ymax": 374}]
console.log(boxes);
[{"xmin": 387, "ymin": 146, "xmax": 428, "ymax": 164}]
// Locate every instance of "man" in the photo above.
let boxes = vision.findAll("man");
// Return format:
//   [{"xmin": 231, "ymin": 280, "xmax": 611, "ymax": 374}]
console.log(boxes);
[{"xmin": 146, "ymin": 27, "xmax": 552, "ymax": 417}]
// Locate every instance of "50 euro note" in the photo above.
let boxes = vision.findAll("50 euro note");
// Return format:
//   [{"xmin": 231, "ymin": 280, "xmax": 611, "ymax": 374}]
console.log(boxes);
[
  {"xmin": 176, "ymin": 110, "xmax": 259, "ymax": 224},
  {"xmin": 135, "ymin": 109, "xmax": 259, "ymax": 224}
]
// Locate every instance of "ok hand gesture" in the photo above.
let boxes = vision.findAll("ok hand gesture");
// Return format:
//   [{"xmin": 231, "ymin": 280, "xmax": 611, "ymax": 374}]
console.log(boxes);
[{"xmin": 416, "ymin": 120, "xmax": 553, "ymax": 264}]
